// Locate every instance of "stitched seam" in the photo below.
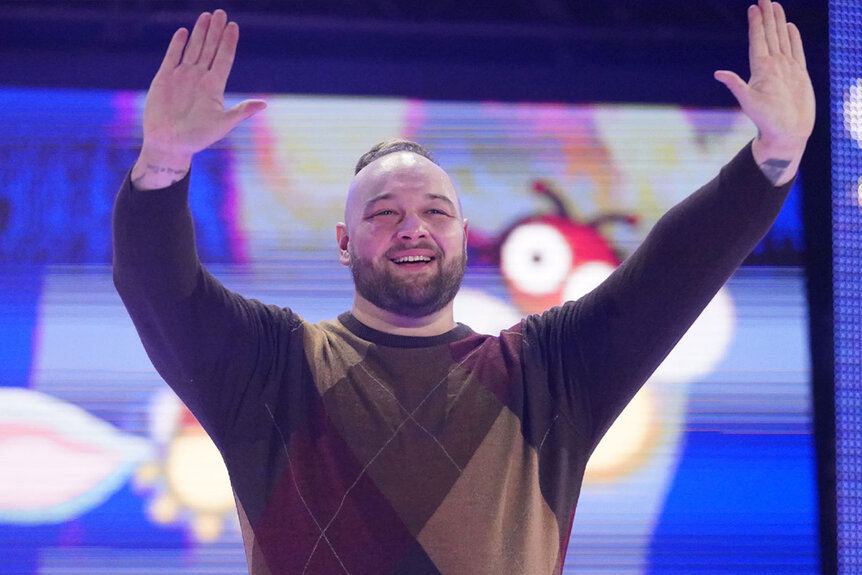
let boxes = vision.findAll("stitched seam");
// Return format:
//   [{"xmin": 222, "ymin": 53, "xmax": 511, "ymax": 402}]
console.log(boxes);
[
  {"xmin": 501, "ymin": 414, "xmax": 560, "ymax": 575},
  {"xmin": 264, "ymin": 403, "xmax": 350, "ymax": 575},
  {"xmin": 307, "ymin": 342, "xmax": 488, "ymax": 552},
  {"xmin": 356, "ymin": 361, "xmax": 463, "ymax": 472}
]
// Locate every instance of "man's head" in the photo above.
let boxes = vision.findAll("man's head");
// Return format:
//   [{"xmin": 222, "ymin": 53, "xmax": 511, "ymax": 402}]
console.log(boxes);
[
  {"xmin": 337, "ymin": 140, "xmax": 468, "ymax": 320},
  {"xmin": 354, "ymin": 139, "xmax": 437, "ymax": 175}
]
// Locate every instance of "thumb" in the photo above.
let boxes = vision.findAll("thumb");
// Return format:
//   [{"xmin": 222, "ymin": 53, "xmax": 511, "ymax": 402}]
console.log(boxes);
[
  {"xmin": 223, "ymin": 98, "xmax": 268, "ymax": 130},
  {"xmin": 714, "ymin": 70, "xmax": 749, "ymax": 108}
]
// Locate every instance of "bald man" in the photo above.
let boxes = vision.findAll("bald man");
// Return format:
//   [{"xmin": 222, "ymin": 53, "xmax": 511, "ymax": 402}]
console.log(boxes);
[{"xmin": 113, "ymin": 2, "xmax": 814, "ymax": 573}]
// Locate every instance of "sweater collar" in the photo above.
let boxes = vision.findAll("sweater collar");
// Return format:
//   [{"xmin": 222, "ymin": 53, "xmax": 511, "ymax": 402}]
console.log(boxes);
[{"xmin": 338, "ymin": 312, "xmax": 473, "ymax": 348}]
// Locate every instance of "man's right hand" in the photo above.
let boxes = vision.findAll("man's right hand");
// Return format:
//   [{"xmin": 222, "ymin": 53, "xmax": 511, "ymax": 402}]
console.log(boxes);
[{"xmin": 131, "ymin": 9, "xmax": 266, "ymax": 190}]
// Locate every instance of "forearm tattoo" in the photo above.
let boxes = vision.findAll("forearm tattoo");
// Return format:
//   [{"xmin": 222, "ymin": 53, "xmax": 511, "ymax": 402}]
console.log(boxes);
[
  {"xmin": 132, "ymin": 163, "xmax": 189, "ymax": 188},
  {"xmin": 758, "ymin": 158, "xmax": 792, "ymax": 185}
]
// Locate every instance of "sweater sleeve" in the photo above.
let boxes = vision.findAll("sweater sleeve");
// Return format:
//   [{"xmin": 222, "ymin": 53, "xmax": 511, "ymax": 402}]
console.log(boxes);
[
  {"xmin": 112, "ymin": 170, "xmax": 302, "ymax": 446},
  {"xmin": 522, "ymin": 142, "xmax": 795, "ymax": 451}
]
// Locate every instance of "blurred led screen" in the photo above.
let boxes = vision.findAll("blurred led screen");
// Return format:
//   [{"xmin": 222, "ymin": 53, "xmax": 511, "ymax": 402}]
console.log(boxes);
[
  {"xmin": 831, "ymin": 1, "xmax": 862, "ymax": 573},
  {"xmin": 0, "ymin": 87, "xmax": 818, "ymax": 573}
]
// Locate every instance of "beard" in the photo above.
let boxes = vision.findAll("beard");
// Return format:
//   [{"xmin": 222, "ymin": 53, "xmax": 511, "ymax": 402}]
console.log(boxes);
[{"xmin": 349, "ymin": 246, "xmax": 466, "ymax": 318}]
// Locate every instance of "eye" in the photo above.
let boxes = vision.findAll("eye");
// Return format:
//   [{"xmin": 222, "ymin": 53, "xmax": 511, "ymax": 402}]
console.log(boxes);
[{"xmin": 500, "ymin": 222, "xmax": 572, "ymax": 295}]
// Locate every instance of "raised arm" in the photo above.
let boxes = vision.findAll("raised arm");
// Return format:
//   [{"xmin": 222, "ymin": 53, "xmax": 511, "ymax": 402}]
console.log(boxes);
[
  {"xmin": 113, "ymin": 12, "xmax": 280, "ymax": 443},
  {"xmin": 714, "ymin": 0, "xmax": 815, "ymax": 186},
  {"xmin": 132, "ymin": 9, "xmax": 266, "ymax": 190},
  {"xmin": 527, "ymin": 1, "xmax": 815, "ymax": 449}
]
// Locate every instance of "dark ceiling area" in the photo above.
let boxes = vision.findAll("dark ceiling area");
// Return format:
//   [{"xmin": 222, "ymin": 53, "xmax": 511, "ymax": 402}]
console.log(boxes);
[
  {"xmin": 0, "ymin": 0, "xmax": 827, "ymax": 105},
  {"xmin": 0, "ymin": 0, "xmax": 820, "ymax": 31}
]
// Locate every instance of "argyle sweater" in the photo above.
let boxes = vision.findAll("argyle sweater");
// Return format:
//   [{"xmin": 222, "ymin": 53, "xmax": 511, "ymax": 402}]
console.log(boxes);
[{"xmin": 113, "ymin": 143, "xmax": 792, "ymax": 574}]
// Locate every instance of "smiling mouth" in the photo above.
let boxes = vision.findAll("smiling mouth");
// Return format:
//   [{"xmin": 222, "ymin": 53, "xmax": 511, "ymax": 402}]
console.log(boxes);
[{"xmin": 392, "ymin": 255, "xmax": 434, "ymax": 264}]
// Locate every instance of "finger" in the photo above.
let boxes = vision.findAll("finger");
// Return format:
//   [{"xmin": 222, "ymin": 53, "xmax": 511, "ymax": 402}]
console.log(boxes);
[
  {"xmin": 788, "ymin": 23, "xmax": 807, "ymax": 69},
  {"xmin": 182, "ymin": 12, "xmax": 212, "ymax": 65},
  {"xmin": 759, "ymin": 0, "xmax": 781, "ymax": 56},
  {"xmin": 211, "ymin": 21, "xmax": 240, "ymax": 93},
  {"xmin": 222, "ymin": 99, "xmax": 268, "ymax": 133},
  {"xmin": 157, "ymin": 27, "xmax": 189, "ymax": 76},
  {"xmin": 748, "ymin": 4, "xmax": 768, "ymax": 62},
  {"xmin": 772, "ymin": 2, "xmax": 792, "ymax": 56},
  {"xmin": 714, "ymin": 70, "xmax": 750, "ymax": 108},
  {"xmin": 200, "ymin": 9, "xmax": 228, "ymax": 69}
]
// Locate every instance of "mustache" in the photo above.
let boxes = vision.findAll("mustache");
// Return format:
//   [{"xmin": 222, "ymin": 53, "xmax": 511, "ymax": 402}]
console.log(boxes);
[{"xmin": 384, "ymin": 242, "xmax": 442, "ymax": 258}]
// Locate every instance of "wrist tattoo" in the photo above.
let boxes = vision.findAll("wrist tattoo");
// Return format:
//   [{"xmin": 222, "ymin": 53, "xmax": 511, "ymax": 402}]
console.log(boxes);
[
  {"xmin": 147, "ymin": 163, "xmax": 187, "ymax": 175},
  {"xmin": 133, "ymin": 163, "xmax": 189, "ymax": 186},
  {"xmin": 758, "ymin": 158, "xmax": 791, "ymax": 185}
]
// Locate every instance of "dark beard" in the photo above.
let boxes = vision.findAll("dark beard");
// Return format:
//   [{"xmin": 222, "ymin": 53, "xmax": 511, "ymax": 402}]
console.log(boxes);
[{"xmin": 349, "ymin": 249, "xmax": 466, "ymax": 318}]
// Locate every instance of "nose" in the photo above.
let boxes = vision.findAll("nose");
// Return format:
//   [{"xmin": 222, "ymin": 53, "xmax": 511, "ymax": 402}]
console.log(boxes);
[{"xmin": 397, "ymin": 214, "xmax": 427, "ymax": 240}]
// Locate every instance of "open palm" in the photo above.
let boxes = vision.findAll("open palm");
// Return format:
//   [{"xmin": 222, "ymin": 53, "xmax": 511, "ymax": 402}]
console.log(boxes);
[
  {"xmin": 140, "ymin": 11, "xmax": 265, "ymax": 161},
  {"xmin": 714, "ymin": 1, "xmax": 815, "ymax": 162},
  {"xmin": 135, "ymin": 2, "xmax": 814, "ymax": 191}
]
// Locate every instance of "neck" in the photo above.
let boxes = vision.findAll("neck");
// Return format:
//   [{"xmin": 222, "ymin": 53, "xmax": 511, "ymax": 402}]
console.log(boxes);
[{"xmin": 350, "ymin": 296, "xmax": 457, "ymax": 337}]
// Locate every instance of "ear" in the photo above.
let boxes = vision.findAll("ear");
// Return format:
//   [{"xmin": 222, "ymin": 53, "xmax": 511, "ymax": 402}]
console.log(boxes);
[
  {"xmin": 336, "ymin": 222, "xmax": 350, "ymax": 266},
  {"xmin": 462, "ymin": 218, "xmax": 469, "ymax": 254}
]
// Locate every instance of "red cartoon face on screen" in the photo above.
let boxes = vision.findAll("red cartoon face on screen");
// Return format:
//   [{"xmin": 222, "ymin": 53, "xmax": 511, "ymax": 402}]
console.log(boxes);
[{"xmin": 468, "ymin": 179, "xmax": 636, "ymax": 315}]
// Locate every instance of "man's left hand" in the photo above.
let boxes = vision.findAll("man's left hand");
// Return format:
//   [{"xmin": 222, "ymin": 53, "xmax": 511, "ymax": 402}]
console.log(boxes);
[{"xmin": 714, "ymin": 0, "xmax": 815, "ymax": 186}]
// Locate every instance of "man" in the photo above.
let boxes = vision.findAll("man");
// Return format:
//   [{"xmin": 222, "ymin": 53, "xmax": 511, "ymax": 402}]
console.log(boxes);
[{"xmin": 113, "ymin": 1, "xmax": 814, "ymax": 573}]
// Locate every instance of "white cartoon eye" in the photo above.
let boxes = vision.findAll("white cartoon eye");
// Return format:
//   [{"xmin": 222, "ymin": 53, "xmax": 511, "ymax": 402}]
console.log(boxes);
[{"xmin": 500, "ymin": 222, "xmax": 572, "ymax": 295}]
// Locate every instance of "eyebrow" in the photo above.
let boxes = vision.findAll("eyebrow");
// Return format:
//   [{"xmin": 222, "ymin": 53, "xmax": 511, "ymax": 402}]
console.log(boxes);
[
  {"xmin": 364, "ymin": 192, "xmax": 457, "ymax": 211},
  {"xmin": 363, "ymin": 192, "xmax": 394, "ymax": 208}
]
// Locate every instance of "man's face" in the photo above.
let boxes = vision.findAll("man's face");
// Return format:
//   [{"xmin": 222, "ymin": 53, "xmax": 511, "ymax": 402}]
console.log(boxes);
[{"xmin": 337, "ymin": 152, "xmax": 468, "ymax": 318}]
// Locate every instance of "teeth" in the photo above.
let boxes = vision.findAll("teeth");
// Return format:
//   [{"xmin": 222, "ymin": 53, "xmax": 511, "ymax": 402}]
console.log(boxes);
[{"xmin": 394, "ymin": 255, "xmax": 432, "ymax": 263}]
